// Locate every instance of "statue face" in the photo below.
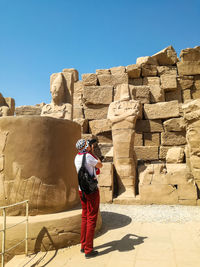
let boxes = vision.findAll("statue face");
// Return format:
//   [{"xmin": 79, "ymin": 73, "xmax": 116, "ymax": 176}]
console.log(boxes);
[{"xmin": 50, "ymin": 73, "xmax": 64, "ymax": 104}]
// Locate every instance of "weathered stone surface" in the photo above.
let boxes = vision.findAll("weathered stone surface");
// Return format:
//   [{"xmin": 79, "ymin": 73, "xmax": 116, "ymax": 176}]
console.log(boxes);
[
  {"xmin": 129, "ymin": 78, "xmax": 143, "ymax": 86},
  {"xmin": 82, "ymin": 73, "xmax": 97, "ymax": 86},
  {"xmin": 99, "ymin": 187, "xmax": 113, "ymax": 203},
  {"xmin": 135, "ymin": 146, "xmax": 158, "ymax": 160},
  {"xmin": 182, "ymin": 99, "xmax": 200, "ymax": 121},
  {"xmin": 166, "ymin": 147, "xmax": 184, "ymax": 163},
  {"xmin": 161, "ymin": 74, "xmax": 177, "ymax": 90},
  {"xmin": 98, "ymin": 143, "xmax": 113, "ymax": 158},
  {"xmin": 143, "ymin": 77, "xmax": 160, "ymax": 86},
  {"xmin": 180, "ymin": 46, "xmax": 200, "ymax": 62},
  {"xmin": 110, "ymin": 66, "xmax": 125, "ymax": 75},
  {"xmin": 182, "ymin": 89, "xmax": 191, "ymax": 103},
  {"xmin": 157, "ymin": 66, "xmax": 177, "ymax": 76},
  {"xmin": 73, "ymin": 107, "xmax": 84, "ymax": 119},
  {"xmin": 83, "ymin": 86, "xmax": 113, "ymax": 105},
  {"xmin": 178, "ymin": 183, "xmax": 197, "ymax": 200},
  {"xmin": 126, "ymin": 64, "xmax": 141, "ymax": 78},
  {"xmin": 84, "ymin": 105, "xmax": 109, "ymax": 120},
  {"xmin": 165, "ymin": 164, "xmax": 190, "ymax": 184},
  {"xmin": 161, "ymin": 132, "xmax": 186, "ymax": 146},
  {"xmin": 177, "ymin": 76, "xmax": 194, "ymax": 90},
  {"xmin": 89, "ymin": 119, "xmax": 111, "ymax": 135},
  {"xmin": 144, "ymin": 101, "xmax": 179, "ymax": 119},
  {"xmin": 74, "ymin": 81, "xmax": 83, "ymax": 94},
  {"xmin": 41, "ymin": 103, "xmax": 72, "ymax": 120},
  {"xmin": 0, "ymin": 93, "xmax": 6, "ymax": 106},
  {"xmin": 73, "ymin": 118, "xmax": 88, "ymax": 133},
  {"xmin": 165, "ymin": 88, "xmax": 182, "ymax": 103},
  {"xmin": 98, "ymin": 162, "xmax": 113, "ymax": 187},
  {"xmin": 0, "ymin": 116, "xmax": 81, "ymax": 215},
  {"xmin": 4, "ymin": 98, "xmax": 15, "ymax": 115},
  {"xmin": 150, "ymin": 85, "xmax": 165, "ymax": 103},
  {"xmin": 191, "ymin": 87, "xmax": 200, "ymax": 99},
  {"xmin": 177, "ymin": 61, "xmax": 200, "ymax": 75},
  {"xmin": 194, "ymin": 75, "xmax": 200, "ymax": 90},
  {"xmin": 152, "ymin": 46, "xmax": 178, "ymax": 65},
  {"xmin": 97, "ymin": 74, "xmax": 113, "ymax": 86},
  {"xmin": 136, "ymin": 56, "xmax": 157, "ymax": 66},
  {"xmin": 139, "ymin": 184, "xmax": 178, "ymax": 204},
  {"xmin": 130, "ymin": 85, "xmax": 150, "ymax": 104},
  {"xmin": 142, "ymin": 65, "xmax": 157, "ymax": 77},
  {"xmin": 62, "ymin": 68, "xmax": 79, "ymax": 82},
  {"xmin": 159, "ymin": 146, "xmax": 172, "ymax": 160},
  {"xmin": 96, "ymin": 132, "xmax": 112, "ymax": 143},
  {"xmin": 144, "ymin": 133, "xmax": 160, "ymax": 146},
  {"xmin": 16, "ymin": 105, "xmax": 42, "ymax": 116},
  {"xmin": 104, "ymin": 146, "xmax": 113, "ymax": 161},
  {"xmin": 136, "ymin": 119, "xmax": 164, "ymax": 133},
  {"xmin": 97, "ymin": 73, "xmax": 128, "ymax": 87},
  {"xmin": 163, "ymin": 117, "xmax": 186, "ymax": 132},
  {"xmin": 96, "ymin": 69, "xmax": 110, "ymax": 75},
  {"xmin": 134, "ymin": 133, "xmax": 143, "ymax": 146}
]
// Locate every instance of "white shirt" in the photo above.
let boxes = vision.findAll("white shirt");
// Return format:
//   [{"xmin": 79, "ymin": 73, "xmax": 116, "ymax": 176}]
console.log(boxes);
[{"xmin": 74, "ymin": 153, "xmax": 98, "ymax": 190}]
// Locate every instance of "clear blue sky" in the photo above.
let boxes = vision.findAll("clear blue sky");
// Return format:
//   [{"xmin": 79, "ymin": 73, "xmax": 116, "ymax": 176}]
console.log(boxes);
[{"xmin": 0, "ymin": 0, "xmax": 199, "ymax": 107}]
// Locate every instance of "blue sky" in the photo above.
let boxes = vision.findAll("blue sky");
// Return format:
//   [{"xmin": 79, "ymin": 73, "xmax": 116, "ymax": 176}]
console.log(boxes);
[{"xmin": 0, "ymin": 0, "xmax": 199, "ymax": 107}]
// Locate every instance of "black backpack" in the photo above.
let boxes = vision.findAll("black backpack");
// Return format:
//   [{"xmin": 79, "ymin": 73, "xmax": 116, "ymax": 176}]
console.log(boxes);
[{"xmin": 78, "ymin": 153, "xmax": 98, "ymax": 200}]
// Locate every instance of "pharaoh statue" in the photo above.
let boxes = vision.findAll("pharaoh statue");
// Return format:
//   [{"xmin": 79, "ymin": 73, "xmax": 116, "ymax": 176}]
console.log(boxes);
[
  {"xmin": 41, "ymin": 73, "xmax": 72, "ymax": 119},
  {"xmin": 183, "ymin": 99, "xmax": 200, "ymax": 192},
  {"xmin": 107, "ymin": 84, "xmax": 140, "ymax": 197}
]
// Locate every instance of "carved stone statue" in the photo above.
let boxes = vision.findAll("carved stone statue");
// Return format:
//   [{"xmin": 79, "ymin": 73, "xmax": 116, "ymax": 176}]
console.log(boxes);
[
  {"xmin": 41, "ymin": 73, "xmax": 72, "ymax": 119},
  {"xmin": 107, "ymin": 84, "xmax": 140, "ymax": 197}
]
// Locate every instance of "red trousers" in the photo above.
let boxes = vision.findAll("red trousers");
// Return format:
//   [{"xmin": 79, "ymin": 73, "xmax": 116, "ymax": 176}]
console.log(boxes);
[{"xmin": 79, "ymin": 189, "xmax": 100, "ymax": 254}]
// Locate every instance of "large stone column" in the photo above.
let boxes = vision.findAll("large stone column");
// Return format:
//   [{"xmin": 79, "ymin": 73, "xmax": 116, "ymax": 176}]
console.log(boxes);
[
  {"xmin": 0, "ymin": 116, "xmax": 81, "ymax": 215},
  {"xmin": 183, "ymin": 99, "xmax": 200, "ymax": 192},
  {"xmin": 107, "ymin": 84, "xmax": 140, "ymax": 197}
]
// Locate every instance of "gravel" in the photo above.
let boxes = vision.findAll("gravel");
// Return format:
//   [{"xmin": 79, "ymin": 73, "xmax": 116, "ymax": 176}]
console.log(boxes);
[{"xmin": 100, "ymin": 204, "xmax": 200, "ymax": 224}]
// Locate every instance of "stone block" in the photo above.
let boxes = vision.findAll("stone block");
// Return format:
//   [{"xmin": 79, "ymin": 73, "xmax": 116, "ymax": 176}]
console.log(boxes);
[
  {"xmin": 165, "ymin": 88, "xmax": 182, "ymax": 103},
  {"xmin": 152, "ymin": 46, "xmax": 178, "ymax": 65},
  {"xmin": 142, "ymin": 65, "xmax": 157, "ymax": 77},
  {"xmin": 182, "ymin": 89, "xmax": 191, "ymax": 103},
  {"xmin": 144, "ymin": 101, "xmax": 179, "ymax": 119},
  {"xmin": 177, "ymin": 76, "xmax": 194, "ymax": 90},
  {"xmin": 126, "ymin": 64, "xmax": 141, "ymax": 78},
  {"xmin": 139, "ymin": 184, "xmax": 178, "ymax": 204},
  {"xmin": 177, "ymin": 61, "xmax": 200, "ymax": 75},
  {"xmin": 136, "ymin": 56, "xmax": 157, "ymax": 65},
  {"xmin": 99, "ymin": 187, "xmax": 113, "ymax": 203},
  {"xmin": 73, "ymin": 118, "xmax": 88, "ymax": 133},
  {"xmin": 161, "ymin": 132, "xmax": 186, "ymax": 146},
  {"xmin": 136, "ymin": 119, "xmax": 164, "ymax": 133},
  {"xmin": 135, "ymin": 146, "xmax": 158, "ymax": 160},
  {"xmin": 166, "ymin": 147, "xmax": 184, "ymax": 163},
  {"xmin": 180, "ymin": 46, "xmax": 200, "ymax": 61},
  {"xmin": 15, "ymin": 105, "xmax": 42, "ymax": 116},
  {"xmin": 62, "ymin": 68, "xmax": 79, "ymax": 82},
  {"xmin": 163, "ymin": 118, "xmax": 186, "ymax": 132},
  {"xmin": 130, "ymin": 85, "xmax": 150, "ymax": 104},
  {"xmin": 84, "ymin": 105, "xmax": 109, "ymax": 120},
  {"xmin": 191, "ymin": 87, "xmax": 200, "ymax": 100},
  {"xmin": 96, "ymin": 132, "xmax": 112, "ymax": 143},
  {"xmin": 96, "ymin": 69, "xmax": 110, "ymax": 75},
  {"xmin": 82, "ymin": 73, "xmax": 97, "ymax": 86},
  {"xmin": 112, "ymin": 73, "xmax": 129, "ymax": 86},
  {"xmin": 104, "ymin": 146, "xmax": 113, "ymax": 162},
  {"xmin": 157, "ymin": 66, "xmax": 177, "ymax": 76},
  {"xmin": 129, "ymin": 78, "xmax": 143, "ymax": 86},
  {"xmin": 4, "ymin": 97, "xmax": 15, "ymax": 115},
  {"xmin": 73, "ymin": 107, "xmax": 84, "ymax": 119},
  {"xmin": 110, "ymin": 66, "xmax": 125, "ymax": 75},
  {"xmin": 159, "ymin": 146, "xmax": 171, "ymax": 159},
  {"xmin": 98, "ymin": 162, "xmax": 113, "ymax": 187},
  {"xmin": 97, "ymin": 74, "xmax": 113, "ymax": 86},
  {"xmin": 89, "ymin": 119, "xmax": 111, "ymax": 135},
  {"xmin": 150, "ymin": 85, "xmax": 165, "ymax": 103},
  {"xmin": 98, "ymin": 143, "xmax": 113, "ymax": 159},
  {"xmin": 165, "ymin": 164, "xmax": 190, "ymax": 184},
  {"xmin": 144, "ymin": 133, "xmax": 160, "ymax": 146},
  {"xmin": 74, "ymin": 81, "xmax": 83, "ymax": 94},
  {"xmin": 178, "ymin": 199, "xmax": 197, "ymax": 205},
  {"xmin": 134, "ymin": 133, "xmax": 143, "ymax": 146},
  {"xmin": 161, "ymin": 74, "xmax": 177, "ymax": 90},
  {"xmin": 178, "ymin": 183, "xmax": 197, "ymax": 200},
  {"xmin": 143, "ymin": 77, "xmax": 160, "ymax": 86},
  {"xmin": 194, "ymin": 75, "xmax": 200, "ymax": 90},
  {"xmin": 83, "ymin": 86, "xmax": 113, "ymax": 105}
]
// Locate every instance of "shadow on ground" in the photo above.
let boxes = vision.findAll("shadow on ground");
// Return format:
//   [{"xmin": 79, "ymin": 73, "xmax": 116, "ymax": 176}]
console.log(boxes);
[
  {"xmin": 97, "ymin": 211, "xmax": 132, "ymax": 236},
  {"xmin": 95, "ymin": 234, "xmax": 147, "ymax": 255}
]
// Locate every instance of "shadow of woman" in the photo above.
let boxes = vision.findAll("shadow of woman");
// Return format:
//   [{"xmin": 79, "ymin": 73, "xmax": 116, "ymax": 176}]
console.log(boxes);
[
  {"xmin": 96, "ymin": 211, "xmax": 132, "ymax": 237},
  {"xmin": 95, "ymin": 234, "xmax": 147, "ymax": 256}
]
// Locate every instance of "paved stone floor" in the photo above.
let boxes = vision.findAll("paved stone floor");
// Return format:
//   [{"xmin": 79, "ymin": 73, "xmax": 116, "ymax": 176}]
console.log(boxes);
[{"xmin": 6, "ymin": 206, "xmax": 200, "ymax": 267}]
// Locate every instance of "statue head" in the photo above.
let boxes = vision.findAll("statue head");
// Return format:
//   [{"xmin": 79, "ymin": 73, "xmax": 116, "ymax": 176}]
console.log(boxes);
[{"xmin": 50, "ymin": 73, "xmax": 65, "ymax": 105}]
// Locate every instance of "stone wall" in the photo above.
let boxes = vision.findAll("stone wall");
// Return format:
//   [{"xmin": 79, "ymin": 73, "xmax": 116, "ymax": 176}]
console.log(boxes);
[{"xmin": 72, "ymin": 45, "xmax": 200, "ymax": 205}]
